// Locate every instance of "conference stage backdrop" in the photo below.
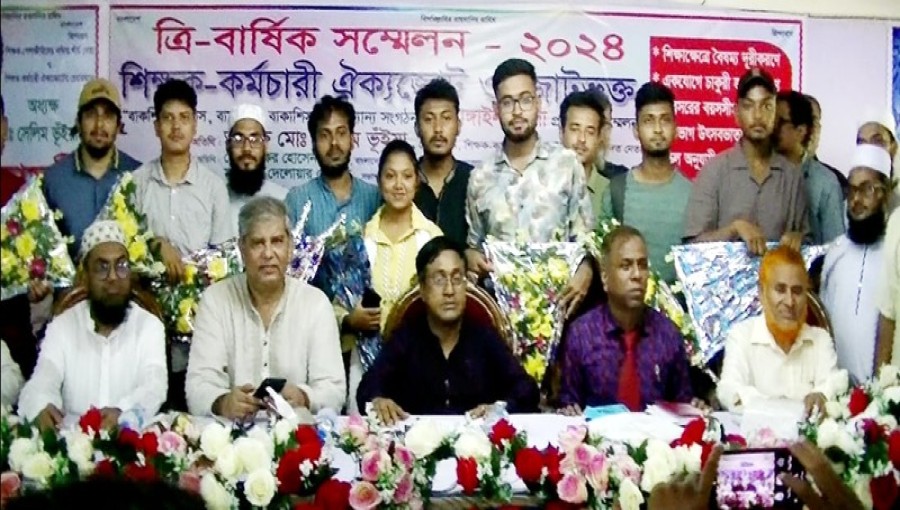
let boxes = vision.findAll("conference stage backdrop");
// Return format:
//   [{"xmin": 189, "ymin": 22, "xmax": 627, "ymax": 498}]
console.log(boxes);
[{"xmin": 3, "ymin": 4, "xmax": 802, "ymax": 187}]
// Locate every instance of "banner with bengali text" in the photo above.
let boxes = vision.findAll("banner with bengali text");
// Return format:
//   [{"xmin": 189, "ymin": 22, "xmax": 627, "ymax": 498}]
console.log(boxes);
[
  {"xmin": 0, "ymin": 6, "xmax": 99, "ymax": 170},
  {"xmin": 108, "ymin": 6, "xmax": 800, "ymax": 186}
]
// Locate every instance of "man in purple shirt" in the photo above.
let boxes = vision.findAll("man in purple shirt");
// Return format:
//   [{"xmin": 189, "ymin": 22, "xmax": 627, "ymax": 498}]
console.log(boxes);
[{"xmin": 559, "ymin": 226, "xmax": 694, "ymax": 413}]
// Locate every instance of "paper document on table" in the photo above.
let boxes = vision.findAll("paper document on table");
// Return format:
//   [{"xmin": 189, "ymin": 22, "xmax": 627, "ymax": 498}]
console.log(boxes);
[
  {"xmin": 645, "ymin": 402, "xmax": 705, "ymax": 426},
  {"xmin": 740, "ymin": 398, "xmax": 804, "ymax": 442},
  {"xmin": 587, "ymin": 412, "xmax": 684, "ymax": 443}
]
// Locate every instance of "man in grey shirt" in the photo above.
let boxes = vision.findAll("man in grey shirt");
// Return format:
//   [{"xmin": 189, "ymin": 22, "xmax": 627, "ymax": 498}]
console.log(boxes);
[
  {"xmin": 684, "ymin": 68, "xmax": 807, "ymax": 255},
  {"xmin": 133, "ymin": 79, "xmax": 233, "ymax": 281}
]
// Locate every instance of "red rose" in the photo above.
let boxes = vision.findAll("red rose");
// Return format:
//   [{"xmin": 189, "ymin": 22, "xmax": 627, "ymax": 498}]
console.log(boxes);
[
  {"xmin": 514, "ymin": 447, "xmax": 544, "ymax": 484},
  {"xmin": 848, "ymin": 387, "xmax": 870, "ymax": 417},
  {"xmin": 276, "ymin": 449, "xmax": 303, "ymax": 495},
  {"xmin": 29, "ymin": 258, "xmax": 46, "ymax": 279},
  {"xmin": 78, "ymin": 407, "xmax": 102, "ymax": 435},
  {"xmin": 140, "ymin": 432, "xmax": 159, "ymax": 458},
  {"xmin": 861, "ymin": 419, "xmax": 885, "ymax": 445},
  {"xmin": 889, "ymin": 429, "xmax": 900, "ymax": 470},
  {"xmin": 870, "ymin": 474, "xmax": 899, "ymax": 510},
  {"xmin": 123, "ymin": 462, "xmax": 157, "ymax": 483},
  {"xmin": 92, "ymin": 459, "xmax": 117, "ymax": 478},
  {"xmin": 489, "ymin": 419, "xmax": 517, "ymax": 449},
  {"xmin": 543, "ymin": 446, "xmax": 563, "ymax": 485},
  {"xmin": 315, "ymin": 479, "xmax": 351, "ymax": 510},
  {"xmin": 677, "ymin": 418, "xmax": 706, "ymax": 446},
  {"xmin": 724, "ymin": 434, "xmax": 747, "ymax": 447},
  {"xmin": 296, "ymin": 425, "xmax": 321, "ymax": 446},
  {"xmin": 456, "ymin": 457, "xmax": 479, "ymax": 495},
  {"xmin": 293, "ymin": 504, "xmax": 323, "ymax": 510},
  {"xmin": 545, "ymin": 501, "xmax": 578, "ymax": 510},
  {"xmin": 700, "ymin": 443, "xmax": 715, "ymax": 468},
  {"xmin": 5, "ymin": 220, "xmax": 21, "ymax": 237},
  {"xmin": 118, "ymin": 428, "xmax": 142, "ymax": 450},
  {"xmin": 297, "ymin": 440, "xmax": 323, "ymax": 464},
  {"xmin": 1, "ymin": 472, "xmax": 21, "ymax": 505}
]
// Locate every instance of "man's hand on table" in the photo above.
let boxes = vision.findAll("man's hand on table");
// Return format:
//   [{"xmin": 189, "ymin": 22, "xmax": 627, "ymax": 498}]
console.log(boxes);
[
  {"xmin": 648, "ymin": 445, "xmax": 721, "ymax": 510},
  {"xmin": 35, "ymin": 404, "xmax": 64, "ymax": 432},
  {"xmin": 213, "ymin": 384, "xmax": 263, "ymax": 422},
  {"xmin": 281, "ymin": 385, "xmax": 309, "ymax": 409},
  {"xmin": 781, "ymin": 440, "xmax": 864, "ymax": 510},
  {"xmin": 803, "ymin": 392, "xmax": 827, "ymax": 421},
  {"xmin": 468, "ymin": 404, "xmax": 493, "ymax": 419},
  {"xmin": 557, "ymin": 403, "xmax": 582, "ymax": 417},
  {"xmin": 372, "ymin": 397, "xmax": 408, "ymax": 426}
]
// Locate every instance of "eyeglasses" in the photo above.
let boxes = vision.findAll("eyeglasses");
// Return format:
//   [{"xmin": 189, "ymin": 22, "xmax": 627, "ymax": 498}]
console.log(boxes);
[
  {"xmin": 228, "ymin": 133, "xmax": 268, "ymax": 148},
  {"xmin": 498, "ymin": 95, "xmax": 537, "ymax": 113},
  {"xmin": 92, "ymin": 259, "xmax": 131, "ymax": 281},
  {"xmin": 848, "ymin": 183, "xmax": 885, "ymax": 199},
  {"xmin": 426, "ymin": 273, "xmax": 466, "ymax": 289}
]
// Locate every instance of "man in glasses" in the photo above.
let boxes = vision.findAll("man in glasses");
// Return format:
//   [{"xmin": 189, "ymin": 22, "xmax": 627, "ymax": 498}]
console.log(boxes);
[
  {"xmin": 856, "ymin": 109, "xmax": 898, "ymax": 211},
  {"xmin": 466, "ymin": 58, "xmax": 595, "ymax": 318},
  {"xmin": 357, "ymin": 237, "xmax": 539, "ymax": 424},
  {"xmin": 18, "ymin": 220, "xmax": 168, "ymax": 431},
  {"xmin": 820, "ymin": 144, "xmax": 893, "ymax": 384},
  {"xmin": 225, "ymin": 103, "xmax": 288, "ymax": 228}
]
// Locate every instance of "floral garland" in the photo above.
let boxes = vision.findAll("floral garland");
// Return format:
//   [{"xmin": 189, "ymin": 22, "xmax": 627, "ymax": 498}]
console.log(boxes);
[
  {"xmin": 96, "ymin": 172, "xmax": 165, "ymax": 277},
  {"xmin": 800, "ymin": 365, "xmax": 900, "ymax": 510}
]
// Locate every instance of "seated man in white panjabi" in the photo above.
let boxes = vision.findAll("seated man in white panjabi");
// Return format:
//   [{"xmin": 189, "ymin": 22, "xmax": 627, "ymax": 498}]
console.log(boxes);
[
  {"xmin": 186, "ymin": 196, "xmax": 346, "ymax": 421},
  {"xmin": 18, "ymin": 220, "xmax": 168, "ymax": 430}
]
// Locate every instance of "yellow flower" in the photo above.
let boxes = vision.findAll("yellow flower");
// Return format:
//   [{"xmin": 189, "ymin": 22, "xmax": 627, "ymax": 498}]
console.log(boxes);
[
  {"xmin": 547, "ymin": 258, "xmax": 569, "ymax": 283},
  {"xmin": 207, "ymin": 257, "xmax": 228, "ymax": 281},
  {"xmin": 183, "ymin": 263, "xmax": 198, "ymax": 284},
  {"xmin": 20, "ymin": 199, "xmax": 40, "ymax": 223},
  {"xmin": 128, "ymin": 239, "xmax": 148, "ymax": 263},
  {"xmin": 176, "ymin": 316, "xmax": 192, "ymax": 334},
  {"xmin": 527, "ymin": 270, "xmax": 543, "ymax": 285},
  {"xmin": 113, "ymin": 193, "xmax": 127, "ymax": 211},
  {"xmin": 644, "ymin": 277, "xmax": 657, "ymax": 304},
  {"xmin": 14, "ymin": 233, "xmax": 36, "ymax": 259},
  {"xmin": 51, "ymin": 252, "xmax": 73, "ymax": 274},
  {"xmin": 120, "ymin": 216, "xmax": 138, "ymax": 240},
  {"xmin": 0, "ymin": 224, "xmax": 8, "ymax": 242},
  {"xmin": 15, "ymin": 265, "xmax": 28, "ymax": 283},
  {"xmin": 177, "ymin": 297, "xmax": 195, "ymax": 316},
  {"xmin": 537, "ymin": 319, "xmax": 553, "ymax": 339},
  {"xmin": 1, "ymin": 249, "xmax": 19, "ymax": 274},
  {"xmin": 523, "ymin": 353, "xmax": 546, "ymax": 382}
]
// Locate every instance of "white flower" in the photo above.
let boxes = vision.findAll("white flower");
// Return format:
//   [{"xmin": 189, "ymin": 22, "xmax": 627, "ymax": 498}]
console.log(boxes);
[
  {"xmin": 825, "ymin": 400, "xmax": 846, "ymax": 420},
  {"xmin": 22, "ymin": 452, "xmax": 56, "ymax": 485},
  {"xmin": 815, "ymin": 419, "xmax": 841, "ymax": 451},
  {"xmin": 618, "ymin": 477, "xmax": 645, "ymax": 510},
  {"xmin": 243, "ymin": 468, "xmax": 277, "ymax": 507},
  {"xmin": 200, "ymin": 422, "xmax": 232, "ymax": 461},
  {"xmin": 640, "ymin": 440, "xmax": 676, "ymax": 493},
  {"xmin": 273, "ymin": 419, "xmax": 294, "ymax": 444},
  {"xmin": 876, "ymin": 414, "xmax": 898, "ymax": 431},
  {"xmin": 454, "ymin": 429, "xmax": 492, "ymax": 460},
  {"xmin": 200, "ymin": 473, "xmax": 234, "ymax": 510},
  {"xmin": 214, "ymin": 445, "xmax": 242, "ymax": 481},
  {"xmin": 234, "ymin": 436, "xmax": 271, "ymax": 474},
  {"xmin": 64, "ymin": 431, "xmax": 95, "ymax": 475},
  {"xmin": 673, "ymin": 443, "xmax": 702, "ymax": 474},
  {"xmin": 853, "ymin": 475, "xmax": 874, "ymax": 509},
  {"xmin": 405, "ymin": 419, "xmax": 445, "ymax": 459},
  {"xmin": 877, "ymin": 365, "xmax": 900, "ymax": 390},
  {"xmin": 8, "ymin": 437, "xmax": 37, "ymax": 472},
  {"xmin": 835, "ymin": 427, "xmax": 864, "ymax": 457},
  {"xmin": 883, "ymin": 386, "xmax": 900, "ymax": 404}
]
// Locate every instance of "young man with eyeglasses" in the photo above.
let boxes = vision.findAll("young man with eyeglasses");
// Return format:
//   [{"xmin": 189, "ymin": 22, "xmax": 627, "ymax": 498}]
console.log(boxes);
[
  {"xmin": 18, "ymin": 220, "xmax": 168, "ymax": 431},
  {"xmin": 357, "ymin": 237, "xmax": 539, "ymax": 424},
  {"xmin": 820, "ymin": 144, "xmax": 893, "ymax": 384},
  {"xmin": 465, "ymin": 58, "xmax": 595, "ymax": 319},
  {"xmin": 225, "ymin": 103, "xmax": 288, "ymax": 228}
]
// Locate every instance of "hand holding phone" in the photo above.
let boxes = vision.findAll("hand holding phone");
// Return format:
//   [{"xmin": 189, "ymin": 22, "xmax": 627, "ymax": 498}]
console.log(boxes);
[
  {"xmin": 361, "ymin": 287, "xmax": 382, "ymax": 308},
  {"xmin": 253, "ymin": 378, "xmax": 287, "ymax": 400},
  {"xmin": 715, "ymin": 448, "xmax": 805, "ymax": 509}
]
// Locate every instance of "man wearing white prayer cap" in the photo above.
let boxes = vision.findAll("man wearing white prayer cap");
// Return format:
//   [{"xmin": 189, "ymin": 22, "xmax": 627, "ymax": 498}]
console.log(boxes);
[
  {"xmin": 18, "ymin": 220, "xmax": 167, "ymax": 431},
  {"xmin": 856, "ymin": 108, "xmax": 898, "ymax": 210},
  {"xmin": 226, "ymin": 103, "xmax": 288, "ymax": 228},
  {"xmin": 821, "ymin": 144, "xmax": 893, "ymax": 384}
]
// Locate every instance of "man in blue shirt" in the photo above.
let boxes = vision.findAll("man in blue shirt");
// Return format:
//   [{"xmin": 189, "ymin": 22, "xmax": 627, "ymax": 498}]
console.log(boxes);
[
  {"xmin": 284, "ymin": 95, "xmax": 380, "ymax": 236},
  {"xmin": 43, "ymin": 79, "xmax": 141, "ymax": 256}
]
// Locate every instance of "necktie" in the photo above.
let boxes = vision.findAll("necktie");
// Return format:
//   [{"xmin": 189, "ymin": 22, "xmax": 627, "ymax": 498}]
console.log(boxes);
[{"xmin": 617, "ymin": 330, "xmax": 641, "ymax": 411}]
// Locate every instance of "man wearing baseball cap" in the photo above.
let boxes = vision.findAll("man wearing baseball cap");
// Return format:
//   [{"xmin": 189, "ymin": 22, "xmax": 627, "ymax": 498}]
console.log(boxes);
[
  {"xmin": 820, "ymin": 144, "xmax": 892, "ymax": 384},
  {"xmin": 684, "ymin": 68, "xmax": 808, "ymax": 255},
  {"xmin": 43, "ymin": 78, "xmax": 141, "ymax": 253},
  {"xmin": 225, "ymin": 103, "xmax": 287, "ymax": 228}
]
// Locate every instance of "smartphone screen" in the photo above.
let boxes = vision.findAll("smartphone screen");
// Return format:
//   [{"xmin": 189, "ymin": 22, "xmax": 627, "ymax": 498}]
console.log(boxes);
[{"xmin": 715, "ymin": 449, "xmax": 805, "ymax": 509}]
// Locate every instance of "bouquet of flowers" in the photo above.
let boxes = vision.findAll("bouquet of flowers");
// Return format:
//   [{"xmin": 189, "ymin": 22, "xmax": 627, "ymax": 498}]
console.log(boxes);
[
  {"xmin": 96, "ymin": 172, "xmax": 165, "ymax": 277},
  {"xmin": 485, "ymin": 239, "xmax": 585, "ymax": 383},
  {"xmin": 670, "ymin": 242, "xmax": 827, "ymax": 365},
  {"xmin": 0, "ymin": 175, "xmax": 75, "ymax": 300},
  {"xmin": 800, "ymin": 365, "xmax": 900, "ymax": 510},
  {"xmin": 454, "ymin": 418, "xmax": 528, "ymax": 503}
]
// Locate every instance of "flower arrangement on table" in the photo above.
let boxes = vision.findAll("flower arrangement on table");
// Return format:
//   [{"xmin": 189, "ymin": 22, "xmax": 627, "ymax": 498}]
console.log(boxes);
[
  {"xmin": 485, "ymin": 239, "xmax": 585, "ymax": 383},
  {"xmin": 800, "ymin": 365, "xmax": 900, "ymax": 510},
  {"xmin": 454, "ymin": 418, "xmax": 529, "ymax": 503},
  {"xmin": 0, "ymin": 175, "xmax": 76, "ymax": 300},
  {"xmin": 96, "ymin": 172, "xmax": 165, "ymax": 277}
]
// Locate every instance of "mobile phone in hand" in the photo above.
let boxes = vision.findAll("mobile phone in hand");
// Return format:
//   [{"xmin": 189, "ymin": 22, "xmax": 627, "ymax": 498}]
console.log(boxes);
[
  {"xmin": 361, "ymin": 287, "xmax": 382, "ymax": 308},
  {"xmin": 253, "ymin": 378, "xmax": 287, "ymax": 399},
  {"xmin": 715, "ymin": 448, "xmax": 805, "ymax": 509}
]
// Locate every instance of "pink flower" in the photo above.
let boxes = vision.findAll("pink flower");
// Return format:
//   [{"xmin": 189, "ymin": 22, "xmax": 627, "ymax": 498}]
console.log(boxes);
[
  {"xmin": 159, "ymin": 431, "xmax": 188, "ymax": 456},
  {"xmin": 363, "ymin": 435, "xmax": 380, "ymax": 453},
  {"xmin": 177, "ymin": 471, "xmax": 201, "ymax": 494},
  {"xmin": 558, "ymin": 425, "xmax": 588, "ymax": 453},
  {"xmin": 393, "ymin": 445, "xmax": 414, "ymax": 471},
  {"xmin": 610, "ymin": 453, "xmax": 641, "ymax": 485},
  {"xmin": 573, "ymin": 444, "xmax": 598, "ymax": 471},
  {"xmin": 1, "ymin": 472, "xmax": 21, "ymax": 505},
  {"xmin": 360, "ymin": 450, "xmax": 391, "ymax": 482},
  {"xmin": 585, "ymin": 453, "xmax": 609, "ymax": 492},
  {"xmin": 557, "ymin": 473, "xmax": 588, "ymax": 504},
  {"xmin": 349, "ymin": 481, "xmax": 382, "ymax": 510},
  {"xmin": 346, "ymin": 415, "xmax": 369, "ymax": 444},
  {"xmin": 393, "ymin": 474, "xmax": 414, "ymax": 503}
]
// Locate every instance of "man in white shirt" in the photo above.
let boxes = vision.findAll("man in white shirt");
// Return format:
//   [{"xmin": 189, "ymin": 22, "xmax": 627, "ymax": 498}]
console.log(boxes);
[
  {"xmin": 1, "ymin": 340, "xmax": 24, "ymax": 407},
  {"xmin": 225, "ymin": 103, "xmax": 288, "ymax": 228},
  {"xmin": 877, "ymin": 208, "xmax": 900, "ymax": 368},
  {"xmin": 18, "ymin": 221, "xmax": 167, "ymax": 430},
  {"xmin": 821, "ymin": 145, "xmax": 892, "ymax": 384},
  {"xmin": 718, "ymin": 246, "xmax": 847, "ymax": 415},
  {"xmin": 186, "ymin": 197, "xmax": 345, "ymax": 420}
]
